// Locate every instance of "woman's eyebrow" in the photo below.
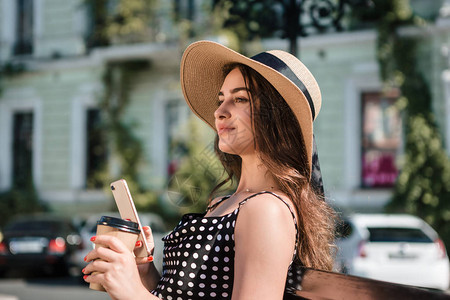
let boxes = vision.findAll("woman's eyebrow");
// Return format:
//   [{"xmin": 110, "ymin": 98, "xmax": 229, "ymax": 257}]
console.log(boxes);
[{"xmin": 218, "ymin": 87, "xmax": 249, "ymax": 96}]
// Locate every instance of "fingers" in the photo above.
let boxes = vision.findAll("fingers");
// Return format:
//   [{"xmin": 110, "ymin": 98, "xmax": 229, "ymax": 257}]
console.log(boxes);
[
  {"xmin": 133, "ymin": 226, "xmax": 155, "ymax": 257},
  {"xmin": 85, "ymin": 245, "xmax": 118, "ymax": 265},
  {"xmin": 82, "ymin": 233, "xmax": 150, "ymax": 298},
  {"xmin": 133, "ymin": 226, "xmax": 155, "ymax": 265},
  {"xmin": 83, "ymin": 258, "xmax": 110, "ymax": 275},
  {"xmin": 82, "ymin": 255, "xmax": 114, "ymax": 286},
  {"xmin": 83, "ymin": 237, "xmax": 139, "ymax": 282},
  {"xmin": 83, "ymin": 270, "xmax": 100, "ymax": 284},
  {"xmin": 142, "ymin": 226, "xmax": 155, "ymax": 248},
  {"xmin": 93, "ymin": 235, "xmax": 129, "ymax": 254},
  {"xmin": 135, "ymin": 255, "xmax": 154, "ymax": 265},
  {"xmin": 84, "ymin": 235, "xmax": 128, "ymax": 263},
  {"xmin": 142, "ymin": 226, "xmax": 152, "ymax": 237}
]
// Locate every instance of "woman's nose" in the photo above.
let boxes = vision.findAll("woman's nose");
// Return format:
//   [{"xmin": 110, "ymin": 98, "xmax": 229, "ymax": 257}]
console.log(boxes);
[{"xmin": 214, "ymin": 101, "xmax": 231, "ymax": 120}]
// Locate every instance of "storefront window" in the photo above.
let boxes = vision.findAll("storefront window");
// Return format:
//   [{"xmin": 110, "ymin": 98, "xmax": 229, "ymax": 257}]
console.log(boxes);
[{"xmin": 361, "ymin": 91, "xmax": 402, "ymax": 188}]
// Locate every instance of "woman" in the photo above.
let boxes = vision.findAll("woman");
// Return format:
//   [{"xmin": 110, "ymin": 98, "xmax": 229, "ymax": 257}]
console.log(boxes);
[{"xmin": 83, "ymin": 41, "xmax": 336, "ymax": 299}]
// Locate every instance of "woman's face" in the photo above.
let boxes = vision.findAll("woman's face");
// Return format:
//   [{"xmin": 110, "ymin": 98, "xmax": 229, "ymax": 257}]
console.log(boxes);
[{"xmin": 214, "ymin": 68, "xmax": 255, "ymax": 156}]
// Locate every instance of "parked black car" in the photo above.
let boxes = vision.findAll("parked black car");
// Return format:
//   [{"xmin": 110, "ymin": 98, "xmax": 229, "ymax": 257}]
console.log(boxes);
[{"xmin": 0, "ymin": 214, "xmax": 82, "ymax": 276}]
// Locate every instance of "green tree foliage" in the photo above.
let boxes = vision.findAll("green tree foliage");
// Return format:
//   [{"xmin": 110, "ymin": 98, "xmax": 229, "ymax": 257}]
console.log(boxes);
[
  {"xmin": 211, "ymin": 0, "xmax": 372, "ymax": 55},
  {"xmin": 84, "ymin": 0, "xmax": 157, "ymax": 47},
  {"xmin": 81, "ymin": 0, "xmax": 162, "ymax": 213},
  {"xmin": 97, "ymin": 60, "xmax": 160, "ymax": 214},
  {"xmin": 0, "ymin": 187, "xmax": 47, "ymax": 228},
  {"xmin": 211, "ymin": 0, "xmax": 281, "ymax": 52},
  {"xmin": 166, "ymin": 118, "xmax": 230, "ymax": 221},
  {"xmin": 0, "ymin": 61, "xmax": 27, "ymax": 96},
  {"xmin": 367, "ymin": 0, "xmax": 450, "ymax": 246}
]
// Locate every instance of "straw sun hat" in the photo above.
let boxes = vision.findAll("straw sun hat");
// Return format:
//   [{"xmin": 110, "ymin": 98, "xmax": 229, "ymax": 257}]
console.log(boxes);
[{"xmin": 180, "ymin": 40, "xmax": 321, "ymax": 172}]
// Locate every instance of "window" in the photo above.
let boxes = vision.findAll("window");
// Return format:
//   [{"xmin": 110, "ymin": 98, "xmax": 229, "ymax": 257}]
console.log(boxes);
[
  {"xmin": 165, "ymin": 100, "xmax": 189, "ymax": 177},
  {"xmin": 12, "ymin": 112, "xmax": 34, "ymax": 188},
  {"xmin": 14, "ymin": 0, "xmax": 34, "ymax": 55},
  {"xmin": 173, "ymin": 0, "xmax": 195, "ymax": 37},
  {"xmin": 367, "ymin": 227, "xmax": 432, "ymax": 243},
  {"xmin": 85, "ymin": 108, "xmax": 107, "ymax": 189},
  {"xmin": 361, "ymin": 91, "xmax": 402, "ymax": 188},
  {"xmin": 173, "ymin": 0, "xmax": 195, "ymax": 21},
  {"xmin": 84, "ymin": 0, "xmax": 111, "ymax": 48}
]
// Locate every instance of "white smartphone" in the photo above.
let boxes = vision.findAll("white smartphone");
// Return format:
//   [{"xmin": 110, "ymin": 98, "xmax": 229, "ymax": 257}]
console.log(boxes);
[{"xmin": 110, "ymin": 179, "xmax": 151, "ymax": 258}]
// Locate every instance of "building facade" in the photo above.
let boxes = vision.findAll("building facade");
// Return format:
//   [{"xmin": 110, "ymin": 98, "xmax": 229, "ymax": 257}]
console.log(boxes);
[{"xmin": 1, "ymin": 0, "xmax": 449, "ymax": 215}]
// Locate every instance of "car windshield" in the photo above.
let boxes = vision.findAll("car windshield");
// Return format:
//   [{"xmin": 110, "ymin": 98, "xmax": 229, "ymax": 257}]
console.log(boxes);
[
  {"xmin": 368, "ymin": 227, "xmax": 433, "ymax": 243},
  {"xmin": 6, "ymin": 220, "xmax": 62, "ymax": 232}
]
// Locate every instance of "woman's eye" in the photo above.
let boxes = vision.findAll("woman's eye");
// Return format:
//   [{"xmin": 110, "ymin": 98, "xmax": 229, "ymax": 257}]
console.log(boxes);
[
  {"xmin": 217, "ymin": 100, "xmax": 224, "ymax": 106},
  {"xmin": 235, "ymin": 97, "xmax": 248, "ymax": 103}
]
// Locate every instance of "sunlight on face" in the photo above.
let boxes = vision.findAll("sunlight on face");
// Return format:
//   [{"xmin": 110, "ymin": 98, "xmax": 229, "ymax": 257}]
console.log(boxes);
[{"xmin": 214, "ymin": 68, "xmax": 255, "ymax": 156}]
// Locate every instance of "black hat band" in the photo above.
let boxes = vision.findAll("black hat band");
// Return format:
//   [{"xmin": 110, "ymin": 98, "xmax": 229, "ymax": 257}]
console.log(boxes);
[{"xmin": 251, "ymin": 52, "xmax": 316, "ymax": 120}]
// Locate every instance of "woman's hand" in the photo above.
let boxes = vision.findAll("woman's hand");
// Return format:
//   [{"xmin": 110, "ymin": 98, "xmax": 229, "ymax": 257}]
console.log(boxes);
[
  {"xmin": 134, "ymin": 226, "xmax": 161, "ymax": 291},
  {"xmin": 134, "ymin": 225, "xmax": 155, "ymax": 266},
  {"xmin": 83, "ymin": 235, "xmax": 152, "ymax": 300}
]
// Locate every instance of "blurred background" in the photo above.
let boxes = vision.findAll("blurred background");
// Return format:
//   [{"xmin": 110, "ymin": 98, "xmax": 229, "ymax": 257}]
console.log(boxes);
[{"xmin": 0, "ymin": 0, "xmax": 450, "ymax": 298}]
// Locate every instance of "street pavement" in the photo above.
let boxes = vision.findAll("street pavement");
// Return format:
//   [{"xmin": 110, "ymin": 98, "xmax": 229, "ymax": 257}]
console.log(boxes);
[
  {"xmin": 0, "ymin": 271, "xmax": 110, "ymax": 300},
  {"xmin": 0, "ymin": 270, "xmax": 449, "ymax": 299}
]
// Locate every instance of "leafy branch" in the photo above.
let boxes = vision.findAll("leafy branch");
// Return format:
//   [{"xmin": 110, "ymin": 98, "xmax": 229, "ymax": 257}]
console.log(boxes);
[{"xmin": 372, "ymin": 0, "xmax": 450, "ymax": 246}]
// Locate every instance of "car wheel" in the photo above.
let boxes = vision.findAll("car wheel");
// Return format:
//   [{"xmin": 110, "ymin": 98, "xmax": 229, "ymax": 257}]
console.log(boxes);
[
  {"xmin": 52, "ymin": 259, "xmax": 69, "ymax": 277},
  {"xmin": 0, "ymin": 267, "xmax": 8, "ymax": 278}
]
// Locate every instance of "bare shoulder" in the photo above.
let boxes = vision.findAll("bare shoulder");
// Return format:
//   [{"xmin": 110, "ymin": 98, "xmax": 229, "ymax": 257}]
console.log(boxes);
[
  {"xmin": 232, "ymin": 192, "xmax": 298, "ymax": 299},
  {"xmin": 233, "ymin": 192, "xmax": 297, "ymax": 271},
  {"xmin": 240, "ymin": 192, "xmax": 297, "ymax": 220},
  {"xmin": 235, "ymin": 192, "xmax": 297, "ymax": 235}
]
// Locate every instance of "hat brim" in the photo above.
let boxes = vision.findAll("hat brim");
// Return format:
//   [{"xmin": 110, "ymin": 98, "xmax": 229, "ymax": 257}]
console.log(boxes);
[{"xmin": 180, "ymin": 40, "xmax": 314, "ymax": 172}]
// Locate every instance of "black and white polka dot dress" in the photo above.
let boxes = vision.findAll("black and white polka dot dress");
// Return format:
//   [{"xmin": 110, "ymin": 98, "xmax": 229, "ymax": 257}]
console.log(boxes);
[{"xmin": 151, "ymin": 191, "xmax": 303, "ymax": 300}]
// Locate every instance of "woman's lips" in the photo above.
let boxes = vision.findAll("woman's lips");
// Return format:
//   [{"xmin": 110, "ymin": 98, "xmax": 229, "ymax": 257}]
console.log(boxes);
[{"xmin": 217, "ymin": 127, "xmax": 235, "ymax": 135}]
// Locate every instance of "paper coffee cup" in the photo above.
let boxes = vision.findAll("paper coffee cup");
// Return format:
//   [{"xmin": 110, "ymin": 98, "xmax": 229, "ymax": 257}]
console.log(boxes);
[{"xmin": 89, "ymin": 216, "xmax": 140, "ymax": 292}]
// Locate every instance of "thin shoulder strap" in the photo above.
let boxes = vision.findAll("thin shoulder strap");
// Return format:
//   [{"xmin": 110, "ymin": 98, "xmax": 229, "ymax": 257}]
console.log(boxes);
[
  {"xmin": 238, "ymin": 191, "xmax": 299, "ymax": 253},
  {"xmin": 206, "ymin": 195, "xmax": 231, "ymax": 212},
  {"xmin": 238, "ymin": 191, "xmax": 296, "ymax": 218}
]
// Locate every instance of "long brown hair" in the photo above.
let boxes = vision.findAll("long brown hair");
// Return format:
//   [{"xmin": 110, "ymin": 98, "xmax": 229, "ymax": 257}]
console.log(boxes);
[{"xmin": 210, "ymin": 63, "xmax": 336, "ymax": 271}]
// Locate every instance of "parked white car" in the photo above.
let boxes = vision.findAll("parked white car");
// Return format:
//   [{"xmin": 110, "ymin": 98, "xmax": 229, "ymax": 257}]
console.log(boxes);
[{"xmin": 334, "ymin": 213, "xmax": 449, "ymax": 290}]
